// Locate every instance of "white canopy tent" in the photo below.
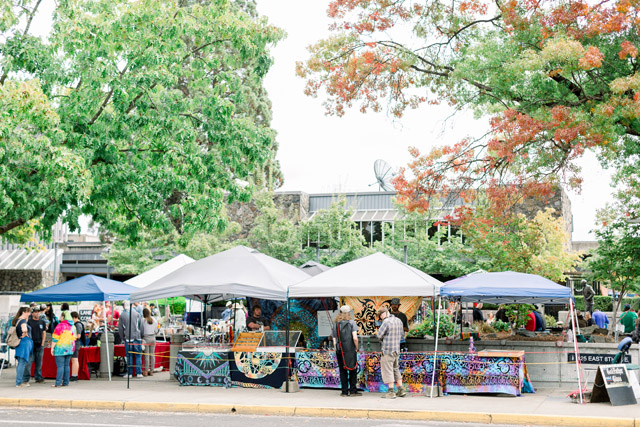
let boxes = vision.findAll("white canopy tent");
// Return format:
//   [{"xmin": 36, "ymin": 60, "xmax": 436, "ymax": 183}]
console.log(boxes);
[
  {"xmin": 288, "ymin": 252, "xmax": 442, "ymax": 297},
  {"xmin": 129, "ymin": 246, "xmax": 310, "ymax": 302},
  {"xmin": 124, "ymin": 254, "xmax": 195, "ymax": 288}
]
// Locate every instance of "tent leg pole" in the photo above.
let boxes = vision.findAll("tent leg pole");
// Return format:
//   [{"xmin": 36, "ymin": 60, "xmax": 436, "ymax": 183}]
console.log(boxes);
[
  {"xmin": 127, "ymin": 305, "xmax": 131, "ymax": 389},
  {"xmin": 103, "ymin": 301, "xmax": 111, "ymax": 381},
  {"xmin": 286, "ymin": 293, "xmax": 290, "ymax": 393},
  {"xmin": 430, "ymin": 296, "xmax": 442, "ymax": 398},
  {"xmin": 569, "ymin": 299, "xmax": 583, "ymax": 404}
]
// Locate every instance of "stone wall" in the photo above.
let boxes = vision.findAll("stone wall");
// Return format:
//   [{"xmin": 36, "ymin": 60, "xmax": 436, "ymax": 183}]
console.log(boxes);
[
  {"xmin": 0, "ymin": 270, "xmax": 62, "ymax": 293},
  {"xmin": 226, "ymin": 191, "xmax": 309, "ymax": 239}
]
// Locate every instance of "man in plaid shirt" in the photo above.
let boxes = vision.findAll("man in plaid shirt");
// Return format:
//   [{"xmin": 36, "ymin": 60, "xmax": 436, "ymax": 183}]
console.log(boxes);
[{"xmin": 376, "ymin": 307, "xmax": 406, "ymax": 398}]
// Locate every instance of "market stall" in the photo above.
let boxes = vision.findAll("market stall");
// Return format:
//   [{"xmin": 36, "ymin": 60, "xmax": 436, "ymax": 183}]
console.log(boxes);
[
  {"xmin": 21, "ymin": 274, "xmax": 138, "ymax": 380},
  {"xmin": 130, "ymin": 245, "xmax": 311, "ymax": 389},
  {"xmin": 439, "ymin": 271, "xmax": 581, "ymax": 400},
  {"xmin": 34, "ymin": 346, "xmax": 100, "ymax": 380}
]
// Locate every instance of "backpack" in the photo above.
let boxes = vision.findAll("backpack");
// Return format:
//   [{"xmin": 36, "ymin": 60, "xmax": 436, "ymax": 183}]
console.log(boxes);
[{"xmin": 7, "ymin": 326, "xmax": 21, "ymax": 349}]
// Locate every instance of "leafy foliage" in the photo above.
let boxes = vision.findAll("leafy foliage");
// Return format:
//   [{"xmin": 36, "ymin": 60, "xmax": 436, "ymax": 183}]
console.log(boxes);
[
  {"xmin": 0, "ymin": 0, "xmax": 284, "ymax": 243},
  {"xmin": 491, "ymin": 319, "xmax": 510, "ymax": 333},
  {"xmin": 298, "ymin": 0, "xmax": 640, "ymax": 219},
  {"xmin": 408, "ymin": 312, "xmax": 456, "ymax": 338},
  {"xmin": 504, "ymin": 304, "xmax": 536, "ymax": 329}
]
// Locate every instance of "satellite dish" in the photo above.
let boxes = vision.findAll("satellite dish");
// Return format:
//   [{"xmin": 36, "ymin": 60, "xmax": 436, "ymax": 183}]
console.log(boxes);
[{"xmin": 371, "ymin": 159, "xmax": 395, "ymax": 191}]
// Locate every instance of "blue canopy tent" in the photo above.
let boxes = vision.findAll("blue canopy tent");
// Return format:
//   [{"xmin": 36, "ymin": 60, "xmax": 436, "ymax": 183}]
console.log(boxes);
[
  {"xmin": 21, "ymin": 275, "xmax": 138, "ymax": 381},
  {"xmin": 432, "ymin": 271, "xmax": 583, "ymax": 401},
  {"xmin": 21, "ymin": 275, "xmax": 138, "ymax": 302}
]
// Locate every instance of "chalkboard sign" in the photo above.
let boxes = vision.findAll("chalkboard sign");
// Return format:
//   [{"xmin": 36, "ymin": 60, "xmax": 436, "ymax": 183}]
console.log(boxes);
[
  {"xmin": 591, "ymin": 364, "xmax": 637, "ymax": 406},
  {"xmin": 568, "ymin": 352, "xmax": 632, "ymax": 364},
  {"xmin": 79, "ymin": 309, "xmax": 92, "ymax": 323}
]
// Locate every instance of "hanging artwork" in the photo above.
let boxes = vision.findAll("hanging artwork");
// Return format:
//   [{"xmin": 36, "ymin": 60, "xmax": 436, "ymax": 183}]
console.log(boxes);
[
  {"xmin": 229, "ymin": 351, "xmax": 288, "ymax": 389},
  {"xmin": 267, "ymin": 299, "xmax": 336, "ymax": 349},
  {"xmin": 295, "ymin": 350, "xmax": 366, "ymax": 389},
  {"xmin": 341, "ymin": 296, "xmax": 422, "ymax": 335},
  {"xmin": 174, "ymin": 350, "xmax": 230, "ymax": 387}
]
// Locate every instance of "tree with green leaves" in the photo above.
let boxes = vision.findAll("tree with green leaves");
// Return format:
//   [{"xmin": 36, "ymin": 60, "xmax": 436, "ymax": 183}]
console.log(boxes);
[
  {"xmin": 589, "ymin": 213, "xmax": 640, "ymax": 334},
  {"xmin": 1, "ymin": 0, "xmax": 283, "ymax": 243}
]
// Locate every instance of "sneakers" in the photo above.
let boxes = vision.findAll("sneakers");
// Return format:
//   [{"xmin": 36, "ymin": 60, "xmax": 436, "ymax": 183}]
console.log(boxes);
[
  {"xmin": 136, "ymin": 374, "xmax": 143, "ymax": 378},
  {"xmin": 340, "ymin": 392, "xmax": 349, "ymax": 397},
  {"xmin": 396, "ymin": 386, "xmax": 407, "ymax": 397},
  {"xmin": 70, "ymin": 376, "xmax": 78, "ymax": 382},
  {"xmin": 381, "ymin": 391, "xmax": 396, "ymax": 399},
  {"xmin": 35, "ymin": 379, "xmax": 45, "ymax": 384},
  {"xmin": 350, "ymin": 391, "xmax": 363, "ymax": 397},
  {"xmin": 16, "ymin": 383, "xmax": 30, "ymax": 388},
  {"xmin": 147, "ymin": 370, "xmax": 153, "ymax": 376}
]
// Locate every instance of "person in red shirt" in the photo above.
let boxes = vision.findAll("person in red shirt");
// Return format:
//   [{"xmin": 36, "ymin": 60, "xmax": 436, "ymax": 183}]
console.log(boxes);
[
  {"xmin": 106, "ymin": 303, "xmax": 120, "ymax": 330},
  {"xmin": 525, "ymin": 311, "xmax": 536, "ymax": 331}
]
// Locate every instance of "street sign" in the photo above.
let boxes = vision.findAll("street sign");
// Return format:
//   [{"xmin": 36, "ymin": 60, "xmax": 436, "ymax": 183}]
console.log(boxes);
[{"xmin": 568, "ymin": 352, "xmax": 631, "ymax": 364}]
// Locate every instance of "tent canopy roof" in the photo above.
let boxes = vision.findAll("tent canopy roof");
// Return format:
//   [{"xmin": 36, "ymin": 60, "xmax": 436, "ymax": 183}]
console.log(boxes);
[
  {"xmin": 441, "ymin": 271, "xmax": 572, "ymax": 304},
  {"xmin": 21, "ymin": 274, "xmax": 138, "ymax": 302},
  {"xmin": 289, "ymin": 252, "xmax": 442, "ymax": 298},
  {"xmin": 129, "ymin": 245, "xmax": 310, "ymax": 302},
  {"xmin": 125, "ymin": 254, "xmax": 195, "ymax": 288},
  {"xmin": 298, "ymin": 260, "xmax": 330, "ymax": 277}
]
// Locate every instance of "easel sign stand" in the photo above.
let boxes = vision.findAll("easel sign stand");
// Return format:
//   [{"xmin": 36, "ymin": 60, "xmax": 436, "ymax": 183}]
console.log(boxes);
[{"xmin": 591, "ymin": 364, "xmax": 638, "ymax": 406}]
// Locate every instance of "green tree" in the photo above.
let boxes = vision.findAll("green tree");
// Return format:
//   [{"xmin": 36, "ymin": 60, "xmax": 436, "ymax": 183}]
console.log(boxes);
[
  {"xmin": 589, "ymin": 214, "xmax": 640, "ymax": 334},
  {"xmin": 300, "ymin": 198, "xmax": 373, "ymax": 267},
  {"xmin": 247, "ymin": 192, "xmax": 301, "ymax": 264},
  {"xmin": 0, "ymin": 0, "xmax": 283, "ymax": 242}
]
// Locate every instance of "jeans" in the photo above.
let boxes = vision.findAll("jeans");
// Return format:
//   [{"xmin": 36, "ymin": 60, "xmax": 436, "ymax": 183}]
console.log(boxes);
[
  {"xmin": 54, "ymin": 354, "xmax": 71, "ymax": 386},
  {"xmin": 23, "ymin": 346, "xmax": 44, "ymax": 383},
  {"xmin": 15, "ymin": 356, "xmax": 28, "ymax": 386},
  {"xmin": 336, "ymin": 351, "xmax": 358, "ymax": 394},
  {"xmin": 125, "ymin": 340, "xmax": 142, "ymax": 376}
]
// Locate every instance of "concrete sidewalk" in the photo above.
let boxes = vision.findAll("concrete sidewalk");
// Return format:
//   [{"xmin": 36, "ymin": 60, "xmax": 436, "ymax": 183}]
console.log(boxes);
[{"xmin": 0, "ymin": 370, "xmax": 637, "ymax": 426}]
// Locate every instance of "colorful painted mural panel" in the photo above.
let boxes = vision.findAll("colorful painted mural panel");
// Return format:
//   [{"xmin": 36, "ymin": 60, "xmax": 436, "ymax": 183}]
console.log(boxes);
[
  {"xmin": 341, "ymin": 296, "xmax": 422, "ymax": 335},
  {"xmin": 174, "ymin": 350, "xmax": 230, "ymax": 387}
]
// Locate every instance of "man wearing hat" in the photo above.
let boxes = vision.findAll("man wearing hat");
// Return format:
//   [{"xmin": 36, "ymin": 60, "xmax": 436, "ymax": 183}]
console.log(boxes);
[
  {"xmin": 331, "ymin": 305, "xmax": 360, "ymax": 397},
  {"xmin": 376, "ymin": 307, "xmax": 407, "ymax": 398},
  {"xmin": 389, "ymin": 298, "xmax": 409, "ymax": 351},
  {"xmin": 25, "ymin": 304, "xmax": 47, "ymax": 383},
  {"xmin": 221, "ymin": 301, "xmax": 233, "ymax": 321}
]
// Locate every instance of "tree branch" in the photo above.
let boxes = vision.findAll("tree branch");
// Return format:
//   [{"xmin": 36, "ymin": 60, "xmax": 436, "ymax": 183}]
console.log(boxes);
[{"xmin": 0, "ymin": 219, "xmax": 27, "ymax": 235}]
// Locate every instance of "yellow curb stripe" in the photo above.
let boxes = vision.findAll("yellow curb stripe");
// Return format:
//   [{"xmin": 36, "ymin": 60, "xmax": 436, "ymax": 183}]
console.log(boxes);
[{"xmin": 0, "ymin": 397, "xmax": 638, "ymax": 427}]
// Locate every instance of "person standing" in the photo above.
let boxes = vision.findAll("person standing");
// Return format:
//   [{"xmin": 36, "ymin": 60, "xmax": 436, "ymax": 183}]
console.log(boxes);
[
  {"xmin": 13, "ymin": 306, "xmax": 33, "ymax": 387},
  {"xmin": 221, "ymin": 301, "xmax": 233, "ymax": 321},
  {"xmin": 141, "ymin": 308, "xmax": 158, "ymax": 376},
  {"xmin": 331, "ymin": 305, "xmax": 360, "ymax": 397},
  {"xmin": 26, "ymin": 306, "xmax": 46, "ymax": 384},
  {"xmin": 619, "ymin": 304, "xmax": 638, "ymax": 334},
  {"xmin": 51, "ymin": 311, "xmax": 77, "ymax": 388},
  {"xmin": 70, "ymin": 312, "xmax": 86, "ymax": 382},
  {"xmin": 44, "ymin": 303, "xmax": 58, "ymax": 335},
  {"xmin": 376, "ymin": 307, "xmax": 406, "ymax": 399},
  {"xmin": 389, "ymin": 298, "xmax": 409, "ymax": 351},
  {"xmin": 118, "ymin": 301, "xmax": 143, "ymax": 377}
]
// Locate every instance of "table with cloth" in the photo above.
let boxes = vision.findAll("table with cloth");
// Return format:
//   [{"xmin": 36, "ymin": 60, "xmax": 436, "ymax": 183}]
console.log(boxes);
[
  {"xmin": 114, "ymin": 342, "xmax": 171, "ymax": 371},
  {"xmin": 33, "ymin": 346, "xmax": 100, "ymax": 380}
]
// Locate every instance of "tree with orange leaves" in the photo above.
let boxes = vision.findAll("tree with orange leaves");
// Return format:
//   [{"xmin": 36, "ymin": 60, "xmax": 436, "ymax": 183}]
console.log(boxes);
[{"xmin": 298, "ymin": 0, "xmax": 640, "ymax": 215}]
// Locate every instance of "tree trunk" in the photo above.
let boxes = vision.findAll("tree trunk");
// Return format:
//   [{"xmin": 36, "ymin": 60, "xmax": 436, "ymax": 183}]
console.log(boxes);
[{"xmin": 610, "ymin": 284, "xmax": 627, "ymax": 338}]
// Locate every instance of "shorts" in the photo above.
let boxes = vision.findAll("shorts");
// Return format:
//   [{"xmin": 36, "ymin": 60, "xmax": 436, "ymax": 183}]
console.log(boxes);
[
  {"xmin": 72, "ymin": 343, "xmax": 81, "ymax": 358},
  {"xmin": 380, "ymin": 352, "xmax": 400, "ymax": 384}
]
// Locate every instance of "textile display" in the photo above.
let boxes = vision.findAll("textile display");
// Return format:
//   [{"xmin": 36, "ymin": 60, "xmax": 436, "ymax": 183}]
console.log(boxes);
[
  {"xmin": 440, "ymin": 353, "xmax": 535, "ymax": 396},
  {"xmin": 114, "ymin": 342, "xmax": 170, "ymax": 370},
  {"xmin": 252, "ymin": 298, "xmax": 337, "ymax": 349},
  {"xmin": 229, "ymin": 351, "xmax": 288, "ymax": 389},
  {"xmin": 35, "ymin": 346, "xmax": 100, "ymax": 380},
  {"xmin": 174, "ymin": 350, "xmax": 230, "ymax": 387},
  {"xmin": 341, "ymin": 296, "xmax": 422, "ymax": 335},
  {"xmin": 363, "ymin": 352, "xmax": 439, "ymax": 393},
  {"xmin": 295, "ymin": 350, "xmax": 366, "ymax": 389}
]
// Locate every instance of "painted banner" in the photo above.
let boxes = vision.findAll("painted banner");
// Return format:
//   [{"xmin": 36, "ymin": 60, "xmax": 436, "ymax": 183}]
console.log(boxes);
[
  {"xmin": 440, "ymin": 353, "xmax": 533, "ymax": 396},
  {"xmin": 295, "ymin": 350, "xmax": 366, "ymax": 389},
  {"xmin": 174, "ymin": 350, "xmax": 230, "ymax": 387},
  {"xmin": 341, "ymin": 296, "xmax": 422, "ymax": 335},
  {"xmin": 363, "ymin": 352, "xmax": 439, "ymax": 393},
  {"xmin": 229, "ymin": 351, "xmax": 288, "ymax": 389}
]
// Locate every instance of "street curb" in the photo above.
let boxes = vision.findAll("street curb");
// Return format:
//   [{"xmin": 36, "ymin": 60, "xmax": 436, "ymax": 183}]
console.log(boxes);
[{"xmin": 0, "ymin": 398, "xmax": 636, "ymax": 426}]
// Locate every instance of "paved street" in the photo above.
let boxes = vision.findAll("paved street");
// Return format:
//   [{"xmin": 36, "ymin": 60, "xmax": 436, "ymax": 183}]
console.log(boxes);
[{"xmin": 0, "ymin": 408, "xmax": 520, "ymax": 427}]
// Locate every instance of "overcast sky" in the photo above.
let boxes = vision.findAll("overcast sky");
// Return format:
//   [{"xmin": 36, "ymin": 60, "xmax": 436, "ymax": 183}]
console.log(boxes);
[{"xmin": 256, "ymin": 0, "xmax": 615, "ymax": 241}]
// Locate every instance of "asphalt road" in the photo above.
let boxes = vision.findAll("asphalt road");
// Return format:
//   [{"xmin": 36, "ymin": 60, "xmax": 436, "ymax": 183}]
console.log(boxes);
[{"xmin": 0, "ymin": 408, "xmax": 524, "ymax": 427}]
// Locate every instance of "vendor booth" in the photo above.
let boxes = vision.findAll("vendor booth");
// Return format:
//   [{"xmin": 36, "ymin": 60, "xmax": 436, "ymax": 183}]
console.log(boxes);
[
  {"xmin": 129, "ymin": 245, "xmax": 311, "ymax": 389},
  {"xmin": 21, "ymin": 274, "xmax": 138, "ymax": 380},
  {"xmin": 439, "ymin": 271, "xmax": 582, "ymax": 400}
]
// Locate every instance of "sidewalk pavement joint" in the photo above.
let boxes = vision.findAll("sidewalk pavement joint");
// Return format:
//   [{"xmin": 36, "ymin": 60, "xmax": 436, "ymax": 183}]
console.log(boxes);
[{"xmin": 0, "ymin": 397, "xmax": 637, "ymax": 426}]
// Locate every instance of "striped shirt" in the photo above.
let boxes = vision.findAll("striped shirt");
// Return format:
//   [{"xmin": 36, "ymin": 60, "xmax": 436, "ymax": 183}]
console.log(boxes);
[{"xmin": 377, "ymin": 313, "xmax": 403, "ymax": 354}]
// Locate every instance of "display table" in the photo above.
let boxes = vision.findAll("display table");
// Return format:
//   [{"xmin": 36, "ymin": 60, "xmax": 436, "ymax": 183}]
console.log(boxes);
[
  {"xmin": 33, "ymin": 346, "xmax": 101, "ymax": 380},
  {"xmin": 174, "ymin": 347, "xmax": 291, "ymax": 389},
  {"xmin": 440, "ymin": 350, "xmax": 535, "ymax": 396},
  {"xmin": 295, "ymin": 350, "xmax": 438, "ymax": 393},
  {"xmin": 114, "ymin": 342, "xmax": 171, "ymax": 371}
]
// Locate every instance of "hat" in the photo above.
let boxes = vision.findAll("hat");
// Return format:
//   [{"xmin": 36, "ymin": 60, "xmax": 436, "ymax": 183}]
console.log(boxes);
[
  {"xmin": 32, "ymin": 305, "xmax": 41, "ymax": 312},
  {"xmin": 226, "ymin": 301, "xmax": 232, "ymax": 307},
  {"xmin": 40, "ymin": 304, "xmax": 47, "ymax": 311},
  {"xmin": 340, "ymin": 305, "xmax": 351, "ymax": 313},
  {"xmin": 390, "ymin": 298, "xmax": 401, "ymax": 305},
  {"xmin": 625, "ymin": 304, "xmax": 631, "ymax": 311}
]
